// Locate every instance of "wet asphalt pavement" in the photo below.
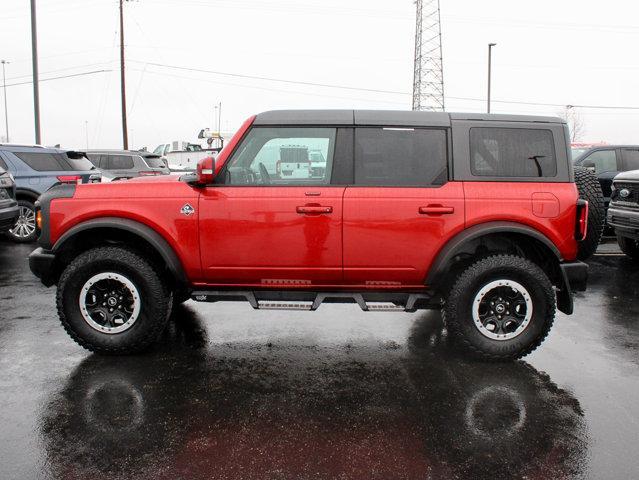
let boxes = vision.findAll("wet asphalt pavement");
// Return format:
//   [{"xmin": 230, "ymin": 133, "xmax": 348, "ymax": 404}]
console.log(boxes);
[{"xmin": 1, "ymin": 239, "xmax": 638, "ymax": 479}]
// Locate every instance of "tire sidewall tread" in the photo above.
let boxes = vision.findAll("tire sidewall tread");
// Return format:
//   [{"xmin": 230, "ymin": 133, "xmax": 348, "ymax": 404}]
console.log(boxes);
[
  {"xmin": 56, "ymin": 246, "xmax": 170, "ymax": 355},
  {"xmin": 444, "ymin": 254, "xmax": 556, "ymax": 361}
]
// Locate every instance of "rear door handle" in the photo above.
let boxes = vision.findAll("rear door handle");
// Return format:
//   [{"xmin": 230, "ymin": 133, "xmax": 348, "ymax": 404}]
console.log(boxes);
[
  {"xmin": 296, "ymin": 205, "xmax": 333, "ymax": 214},
  {"xmin": 419, "ymin": 205, "xmax": 455, "ymax": 215}
]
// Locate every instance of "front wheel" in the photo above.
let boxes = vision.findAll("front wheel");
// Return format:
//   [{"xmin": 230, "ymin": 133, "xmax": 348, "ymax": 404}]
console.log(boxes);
[
  {"xmin": 444, "ymin": 255, "xmax": 556, "ymax": 361},
  {"xmin": 57, "ymin": 246, "xmax": 170, "ymax": 354}
]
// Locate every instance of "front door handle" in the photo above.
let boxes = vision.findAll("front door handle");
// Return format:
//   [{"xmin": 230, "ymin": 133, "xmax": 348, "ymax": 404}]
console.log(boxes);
[
  {"xmin": 296, "ymin": 205, "xmax": 333, "ymax": 214},
  {"xmin": 419, "ymin": 205, "xmax": 455, "ymax": 215}
]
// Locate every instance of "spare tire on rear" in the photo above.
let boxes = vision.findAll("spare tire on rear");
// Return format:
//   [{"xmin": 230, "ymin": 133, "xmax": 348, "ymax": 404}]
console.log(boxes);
[{"xmin": 574, "ymin": 166, "xmax": 604, "ymax": 260}]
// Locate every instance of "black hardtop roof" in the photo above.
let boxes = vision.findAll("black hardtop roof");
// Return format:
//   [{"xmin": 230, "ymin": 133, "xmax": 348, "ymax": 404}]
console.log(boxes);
[{"xmin": 253, "ymin": 110, "xmax": 565, "ymax": 127}]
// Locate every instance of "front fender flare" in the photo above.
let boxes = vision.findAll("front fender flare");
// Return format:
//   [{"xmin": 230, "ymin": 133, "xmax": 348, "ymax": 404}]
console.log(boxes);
[{"xmin": 53, "ymin": 217, "xmax": 188, "ymax": 287}]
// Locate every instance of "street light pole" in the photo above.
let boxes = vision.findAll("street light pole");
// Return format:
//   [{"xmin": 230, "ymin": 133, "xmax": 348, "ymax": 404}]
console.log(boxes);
[
  {"xmin": 1, "ymin": 60, "xmax": 9, "ymax": 143},
  {"xmin": 487, "ymin": 43, "xmax": 496, "ymax": 113},
  {"xmin": 30, "ymin": 0, "xmax": 41, "ymax": 144}
]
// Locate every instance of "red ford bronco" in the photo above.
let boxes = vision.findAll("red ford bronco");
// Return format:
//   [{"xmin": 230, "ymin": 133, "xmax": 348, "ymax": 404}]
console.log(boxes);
[{"xmin": 29, "ymin": 110, "xmax": 602, "ymax": 360}]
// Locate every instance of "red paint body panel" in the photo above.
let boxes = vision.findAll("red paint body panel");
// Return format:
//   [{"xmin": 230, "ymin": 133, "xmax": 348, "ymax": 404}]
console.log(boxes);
[
  {"xmin": 343, "ymin": 183, "xmax": 466, "ymax": 286},
  {"xmin": 49, "ymin": 177, "xmax": 203, "ymax": 281},
  {"xmin": 462, "ymin": 182, "xmax": 579, "ymax": 261},
  {"xmin": 199, "ymin": 186, "xmax": 345, "ymax": 285}
]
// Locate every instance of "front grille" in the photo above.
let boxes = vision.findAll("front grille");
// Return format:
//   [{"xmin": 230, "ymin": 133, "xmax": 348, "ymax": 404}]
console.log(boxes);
[
  {"xmin": 612, "ymin": 182, "xmax": 639, "ymax": 207},
  {"xmin": 0, "ymin": 188, "xmax": 9, "ymax": 200}
]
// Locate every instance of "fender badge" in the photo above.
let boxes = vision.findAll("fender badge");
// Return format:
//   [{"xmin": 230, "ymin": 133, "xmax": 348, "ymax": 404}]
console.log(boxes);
[{"xmin": 181, "ymin": 203, "xmax": 195, "ymax": 216}]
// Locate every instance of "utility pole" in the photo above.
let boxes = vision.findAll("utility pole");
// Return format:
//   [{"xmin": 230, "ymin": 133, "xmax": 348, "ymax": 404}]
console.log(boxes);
[
  {"xmin": 412, "ymin": 0, "xmax": 445, "ymax": 111},
  {"xmin": 1, "ymin": 60, "xmax": 9, "ymax": 143},
  {"xmin": 30, "ymin": 0, "xmax": 41, "ymax": 144},
  {"xmin": 119, "ymin": 0, "xmax": 129, "ymax": 149},
  {"xmin": 487, "ymin": 43, "xmax": 496, "ymax": 113}
]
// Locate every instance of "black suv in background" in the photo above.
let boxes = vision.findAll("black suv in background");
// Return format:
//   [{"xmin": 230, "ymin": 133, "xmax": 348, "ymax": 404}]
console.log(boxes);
[
  {"xmin": 0, "ymin": 166, "xmax": 19, "ymax": 235},
  {"xmin": 573, "ymin": 145, "xmax": 639, "ymax": 209},
  {"xmin": 86, "ymin": 150, "xmax": 169, "ymax": 181},
  {"xmin": 608, "ymin": 171, "xmax": 639, "ymax": 259}
]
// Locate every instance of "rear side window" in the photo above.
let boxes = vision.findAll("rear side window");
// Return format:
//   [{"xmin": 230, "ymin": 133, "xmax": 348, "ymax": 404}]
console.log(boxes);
[
  {"xmin": 109, "ymin": 155, "xmax": 134, "ymax": 170},
  {"xmin": 470, "ymin": 128, "xmax": 557, "ymax": 177},
  {"xmin": 622, "ymin": 148, "xmax": 639, "ymax": 171},
  {"xmin": 14, "ymin": 152, "xmax": 66, "ymax": 171},
  {"xmin": 354, "ymin": 127, "xmax": 447, "ymax": 186}
]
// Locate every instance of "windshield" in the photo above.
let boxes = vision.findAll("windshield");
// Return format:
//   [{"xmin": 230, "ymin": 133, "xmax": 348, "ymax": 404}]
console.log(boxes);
[
  {"xmin": 143, "ymin": 156, "xmax": 166, "ymax": 168},
  {"xmin": 571, "ymin": 148, "xmax": 589, "ymax": 161}
]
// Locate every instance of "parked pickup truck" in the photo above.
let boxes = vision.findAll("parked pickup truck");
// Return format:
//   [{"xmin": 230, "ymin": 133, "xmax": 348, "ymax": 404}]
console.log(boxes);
[
  {"xmin": 153, "ymin": 141, "xmax": 220, "ymax": 171},
  {"xmin": 29, "ymin": 110, "xmax": 603, "ymax": 360}
]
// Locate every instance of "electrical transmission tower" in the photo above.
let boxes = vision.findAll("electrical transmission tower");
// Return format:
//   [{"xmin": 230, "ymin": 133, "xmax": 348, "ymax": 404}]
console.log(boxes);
[{"xmin": 412, "ymin": 0, "xmax": 445, "ymax": 111}]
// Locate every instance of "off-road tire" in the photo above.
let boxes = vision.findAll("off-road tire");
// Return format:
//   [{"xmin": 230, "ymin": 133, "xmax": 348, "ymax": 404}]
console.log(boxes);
[
  {"xmin": 7, "ymin": 199, "xmax": 37, "ymax": 243},
  {"xmin": 574, "ymin": 166, "xmax": 604, "ymax": 260},
  {"xmin": 617, "ymin": 235, "xmax": 639, "ymax": 260},
  {"xmin": 57, "ymin": 246, "xmax": 170, "ymax": 354},
  {"xmin": 444, "ymin": 255, "xmax": 555, "ymax": 361}
]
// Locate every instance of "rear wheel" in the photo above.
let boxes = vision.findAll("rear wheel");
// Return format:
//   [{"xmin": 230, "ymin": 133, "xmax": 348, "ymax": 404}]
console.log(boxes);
[
  {"xmin": 617, "ymin": 235, "xmax": 639, "ymax": 260},
  {"xmin": 444, "ymin": 255, "xmax": 555, "ymax": 361},
  {"xmin": 57, "ymin": 246, "xmax": 170, "ymax": 354},
  {"xmin": 7, "ymin": 200, "xmax": 37, "ymax": 243},
  {"xmin": 574, "ymin": 166, "xmax": 604, "ymax": 260}
]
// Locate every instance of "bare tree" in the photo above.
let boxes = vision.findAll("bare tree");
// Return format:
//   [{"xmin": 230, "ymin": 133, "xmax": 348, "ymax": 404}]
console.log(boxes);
[{"xmin": 559, "ymin": 106, "xmax": 586, "ymax": 142}]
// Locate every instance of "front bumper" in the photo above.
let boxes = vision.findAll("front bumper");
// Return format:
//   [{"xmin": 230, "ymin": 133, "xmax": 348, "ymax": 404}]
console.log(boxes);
[
  {"xmin": 29, "ymin": 247, "xmax": 56, "ymax": 287},
  {"xmin": 608, "ymin": 205, "xmax": 639, "ymax": 239},
  {"xmin": 0, "ymin": 201, "xmax": 19, "ymax": 233}
]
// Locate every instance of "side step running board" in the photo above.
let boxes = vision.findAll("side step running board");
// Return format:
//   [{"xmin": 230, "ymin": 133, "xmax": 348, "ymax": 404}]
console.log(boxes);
[{"xmin": 190, "ymin": 291, "xmax": 431, "ymax": 312}]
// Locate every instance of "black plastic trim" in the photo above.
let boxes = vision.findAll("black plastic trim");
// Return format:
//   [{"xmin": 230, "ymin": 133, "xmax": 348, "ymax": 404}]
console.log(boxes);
[
  {"xmin": 426, "ymin": 221, "xmax": 563, "ymax": 285},
  {"xmin": 28, "ymin": 247, "xmax": 56, "ymax": 287},
  {"xmin": 51, "ymin": 217, "xmax": 188, "ymax": 286},
  {"xmin": 36, "ymin": 184, "xmax": 76, "ymax": 249}
]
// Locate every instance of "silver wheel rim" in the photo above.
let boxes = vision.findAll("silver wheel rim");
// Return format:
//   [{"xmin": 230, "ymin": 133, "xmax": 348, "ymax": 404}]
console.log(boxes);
[
  {"xmin": 79, "ymin": 272, "xmax": 141, "ymax": 334},
  {"xmin": 472, "ymin": 279, "xmax": 533, "ymax": 341},
  {"xmin": 9, "ymin": 206, "xmax": 36, "ymax": 238}
]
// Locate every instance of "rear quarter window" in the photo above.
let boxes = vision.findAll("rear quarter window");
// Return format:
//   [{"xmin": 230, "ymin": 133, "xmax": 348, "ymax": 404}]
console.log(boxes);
[
  {"xmin": 143, "ymin": 156, "xmax": 166, "ymax": 168},
  {"xmin": 470, "ymin": 127, "xmax": 557, "ymax": 178}
]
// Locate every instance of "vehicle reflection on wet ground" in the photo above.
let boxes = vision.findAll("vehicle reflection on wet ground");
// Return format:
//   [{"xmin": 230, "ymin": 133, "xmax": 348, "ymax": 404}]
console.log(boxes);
[{"xmin": 1, "ymin": 239, "xmax": 638, "ymax": 479}]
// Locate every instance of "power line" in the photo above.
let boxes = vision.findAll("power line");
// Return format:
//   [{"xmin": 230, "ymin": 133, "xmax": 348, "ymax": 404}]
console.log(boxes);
[
  {"xmin": 4, "ymin": 69, "xmax": 112, "ymax": 88},
  {"xmin": 127, "ymin": 60, "xmax": 409, "ymax": 96}
]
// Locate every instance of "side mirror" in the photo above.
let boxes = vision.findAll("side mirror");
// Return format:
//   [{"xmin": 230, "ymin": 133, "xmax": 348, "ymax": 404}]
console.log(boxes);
[
  {"xmin": 195, "ymin": 156, "xmax": 215, "ymax": 185},
  {"xmin": 581, "ymin": 160, "xmax": 596, "ymax": 172}
]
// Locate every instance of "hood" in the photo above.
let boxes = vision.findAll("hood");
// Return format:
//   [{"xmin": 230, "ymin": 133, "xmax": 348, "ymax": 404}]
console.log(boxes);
[
  {"xmin": 73, "ymin": 173, "xmax": 197, "ymax": 200},
  {"xmin": 613, "ymin": 170, "xmax": 639, "ymax": 182}
]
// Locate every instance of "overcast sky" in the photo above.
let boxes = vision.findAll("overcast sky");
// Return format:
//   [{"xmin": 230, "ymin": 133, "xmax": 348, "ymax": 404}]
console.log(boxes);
[{"xmin": 0, "ymin": 0, "xmax": 637, "ymax": 150}]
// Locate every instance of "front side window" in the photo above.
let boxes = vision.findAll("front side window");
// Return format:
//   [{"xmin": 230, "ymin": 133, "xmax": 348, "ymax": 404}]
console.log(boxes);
[
  {"xmin": 582, "ymin": 150, "xmax": 617, "ymax": 174},
  {"xmin": 223, "ymin": 127, "xmax": 336, "ymax": 185},
  {"xmin": 354, "ymin": 127, "xmax": 447, "ymax": 186},
  {"xmin": 470, "ymin": 128, "xmax": 557, "ymax": 177}
]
